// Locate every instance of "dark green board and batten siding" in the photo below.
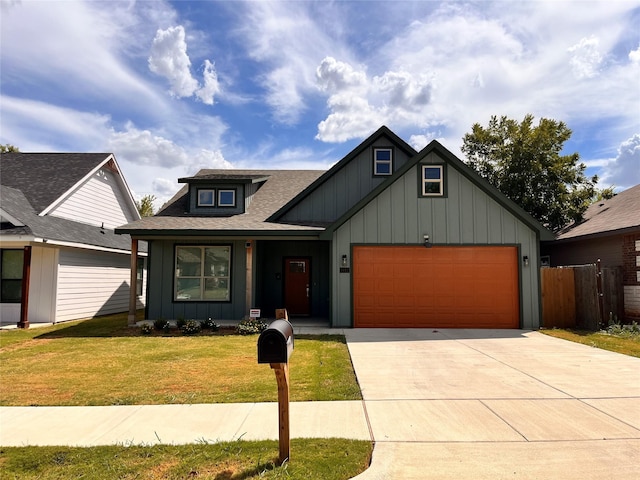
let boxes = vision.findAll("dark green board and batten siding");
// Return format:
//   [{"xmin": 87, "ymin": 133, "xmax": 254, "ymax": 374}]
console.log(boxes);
[
  {"xmin": 145, "ymin": 238, "xmax": 330, "ymax": 322},
  {"xmin": 146, "ymin": 239, "xmax": 248, "ymax": 321},
  {"xmin": 331, "ymin": 150, "xmax": 542, "ymax": 329},
  {"xmin": 279, "ymin": 138, "xmax": 414, "ymax": 224}
]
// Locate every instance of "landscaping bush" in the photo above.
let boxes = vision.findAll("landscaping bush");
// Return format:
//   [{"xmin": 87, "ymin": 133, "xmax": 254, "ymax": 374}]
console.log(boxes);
[
  {"xmin": 140, "ymin": 324, "xmax": 153, "ymax": 335},
  {"xmin": 201, "ymin": 317, "xmax": 220, "ymax": 331},
  {"xmin": 236, "ymin": 318, "xmax": 268, "ymax": 335},
  {"xmin": 181, "ymin": 320, "xmax": 202, "ymax": 335},
  {"xmin": 176, "ymin": 317, "xmax": 187, "ymax": 330},
  {"xmin": 153, "ymin": 318, "xmax": 170, "ymax": 331}
]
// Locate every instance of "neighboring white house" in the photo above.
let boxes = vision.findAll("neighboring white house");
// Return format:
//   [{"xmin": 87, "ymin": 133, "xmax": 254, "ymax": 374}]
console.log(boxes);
[{"xmin": 0, "ymin": 152, "xmax": 146, "ymax": 327}]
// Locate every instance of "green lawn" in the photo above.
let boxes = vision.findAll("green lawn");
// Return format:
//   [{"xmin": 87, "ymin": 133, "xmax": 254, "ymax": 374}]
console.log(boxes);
[
  {"xmin": 540, "ymin": 328, "xmax": 640, "ymax": 357},
  {"xmin": 0, "ymin": 439, "xmax": 373, "ymax": 480},
  {"xmin": 0, "ymin": 313, "xmax": 362, "ymax": 406}
]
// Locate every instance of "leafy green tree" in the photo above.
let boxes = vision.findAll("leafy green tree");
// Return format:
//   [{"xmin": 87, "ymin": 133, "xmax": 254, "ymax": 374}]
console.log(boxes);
[
  {"xmin": 593, "ymin": 185, "xmax": 616, "ymax": 201},
  {"xmin": 0, "ymin": 144, "xmax": 19, "ymax": 153},
  {"xmin": 461, "ymin": 114, "xmax": 598, "ymax": 231},
  {"xmin": 136, "ymin": 194, "xmax": 156, "ymax": 217}
]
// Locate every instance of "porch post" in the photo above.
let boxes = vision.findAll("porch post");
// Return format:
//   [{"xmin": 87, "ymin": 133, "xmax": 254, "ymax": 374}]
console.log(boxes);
[
  {"xmin": 128, "ymin": 238, "xmax": 138, "ymax": 326},
  {"xmin": 17, "ymin": 245, "xmax": 32, "ymax": 329},
  {"xmin": 246, "ymin": 240, "xmax": 253, "ymax": 317}
]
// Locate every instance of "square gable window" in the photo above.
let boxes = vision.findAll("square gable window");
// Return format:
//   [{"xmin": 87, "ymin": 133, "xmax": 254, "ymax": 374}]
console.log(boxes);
[
  {"xmin": 421, "ymin": 165, "xmax": 444, "ymax": 196},
  {"xmin": 198, "ymin": 189, "xmax": 215, "ymax": 206},
  {"xmin": 218, "ymin": 189, "xmax": 236, "ymax": 207},
  {"xmin": 373, "ymin": 148, "xmax": 393, "ymax": 176}
]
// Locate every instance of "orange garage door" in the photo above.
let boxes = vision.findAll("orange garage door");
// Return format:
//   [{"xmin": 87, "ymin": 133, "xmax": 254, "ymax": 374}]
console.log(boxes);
[{"xmin": 353, "ymin": 246, "xmax": 519, "ymax": 328}]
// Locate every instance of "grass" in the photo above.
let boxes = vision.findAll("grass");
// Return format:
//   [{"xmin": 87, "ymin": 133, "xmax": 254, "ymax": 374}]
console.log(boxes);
[
  {"xmin": 0, "ymin": 313, "xmax": 362, "ymax": 406},
  {"xmin": 540, "ymin": 327, "xmax": 640, "ymax": 358},
  {"xmin": 0, "ymin": 438, "xmax": 373, "ymax": 479}
]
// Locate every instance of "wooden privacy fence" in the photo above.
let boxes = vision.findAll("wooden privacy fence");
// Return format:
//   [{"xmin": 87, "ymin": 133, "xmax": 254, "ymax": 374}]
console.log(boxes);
[{"xmin": 541, "ymin": 263, "xmax": 623, "ymax": 330}]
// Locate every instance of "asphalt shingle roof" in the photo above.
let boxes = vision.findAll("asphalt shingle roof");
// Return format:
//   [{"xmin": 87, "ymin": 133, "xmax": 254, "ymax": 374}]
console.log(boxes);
[
  {"xmin": 556, "ymin": 184, "xmax": 640, "ymax": 240},
  {"xmin": 0, "ymin": 152, "xmax": 111, "ymax": 213},
  {"xmin": 117, "ymin": 169, "xmax": 326, "ymax": 235}
]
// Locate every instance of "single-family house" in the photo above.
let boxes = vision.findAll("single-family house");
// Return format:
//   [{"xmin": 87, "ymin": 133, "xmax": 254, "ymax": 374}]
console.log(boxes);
[
  {"xmin": 0, "ymin": 152, "xmax": 146, "ymax": 327},
  {"xmin": 541, "ymin": 184, "xmax": 640, "ymax": 322},
  {"xmin": 116, "ymin": 126, "xmax": 553, "ymax": 329}
]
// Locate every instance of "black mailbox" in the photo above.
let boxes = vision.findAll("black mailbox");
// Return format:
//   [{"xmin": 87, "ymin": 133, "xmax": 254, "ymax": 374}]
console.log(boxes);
[{"xmin": 257, "ymin": 319, "xmax": 294, "ymax": 364}]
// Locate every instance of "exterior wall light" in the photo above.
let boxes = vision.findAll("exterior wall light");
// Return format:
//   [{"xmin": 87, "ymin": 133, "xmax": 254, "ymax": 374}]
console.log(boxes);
[
  {"xmin": 523, "ymin": 255, "xmax": 529, "ymax": 266},
  {"xmin": 341, "ymin": 254, "xmax": 348, "ymax": 267},
  {"xmin": 423, "ymin": 234, "xmax": 432, "ymax": 248}
]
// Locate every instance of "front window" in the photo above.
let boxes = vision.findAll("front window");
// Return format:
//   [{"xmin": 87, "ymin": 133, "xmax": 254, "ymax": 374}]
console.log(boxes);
[
  {"xmin": 136, "ymin": 257, "xmax": 145, "ymax": 296},
  {"xmin": 373, "ymin": 148, "xmax": 393, "ymax": 175},
  {"xmin": 421, "ymin": 165, "xmax": 444, "ymax": 196},
  {"xmin": 175, "ymin": 246, "xmax": 231, "ymax": 301},
  {"xmin": 218, "ymin": 189, "xmax": 236, "ymax": 207},
  {"xmin": 1, "ymin": 249, "xmax": 24, "ymax": 303},
  {"xmin": 198, "ymin": 189, "xmax": 215, "ymax": 206}
]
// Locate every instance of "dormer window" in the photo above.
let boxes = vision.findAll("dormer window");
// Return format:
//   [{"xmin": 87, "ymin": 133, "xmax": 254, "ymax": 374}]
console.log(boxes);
[
  {"xmin": 198, "ymin": 189, "xmax": 215, "ymax": 206},
  {"xmin": 373, "ymin": 148, "xmax": 393, "ymax": 176},
  {"xmin": 218, "ymin": 189, "xmax": 236, "ymax": 207}
]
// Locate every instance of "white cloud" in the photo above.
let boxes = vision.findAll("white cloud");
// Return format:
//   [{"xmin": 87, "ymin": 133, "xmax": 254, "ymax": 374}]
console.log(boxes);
[
  {"xmin": 108, "ymin": 125, "xmax": 190, "ymax": 168},
  {"xmin": 601, "ymin": 134, "xmax": 640, "ymax": 189},
  {"xmin": 152, "ymin": 177, "xmax": 181, "ymax": 198},
  {"xmin": 568, "ymin": 36, "xmax": 603, "ymax": 79},
  {"xmin": 235, "ymin": 1, "xmax": 354, "ymax": 124},
  {"xmin": 196, "ymin": 60, "xmax": 221, "ymax": 105},
  {"xmin": 314, "ymin": 57, "xmax": 435, "ymax": 142},
  {"xmin": 630, "ymin": 44, "xmax": 640, "ymax": 65},
  {"xmin": 149, "ymin": 25, "xmax": 200, "ymax": 98}
]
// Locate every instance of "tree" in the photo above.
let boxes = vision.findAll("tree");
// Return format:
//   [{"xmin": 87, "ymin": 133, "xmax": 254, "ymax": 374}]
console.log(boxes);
[
  {"xmin": 0, "ymin": 144, "xmax": 19, "ymax": 153},
  {"xmin": 461, "ymin": 114, "xmax": 598, "ymax": 232},
  {"xmin": 136, "ymin": 194, "xmax": 156, "ymax": 217},
  {"xmin": 593, "ymin": 185, "xmax": 616, "ymax": 201}
]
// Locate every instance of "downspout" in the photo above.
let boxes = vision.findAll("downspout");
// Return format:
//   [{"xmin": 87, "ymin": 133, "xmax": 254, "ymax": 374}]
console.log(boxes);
[
  {"xmin": 246, "ymin": 240, "xmax": 253, "ymax": 318},
  {"xmin": 17, "ymin": 245, "xmax": 32, "ymax": 329},
  {"xmin": 128, "ymin": 238, "xmax": 138, "ymax": 326}
]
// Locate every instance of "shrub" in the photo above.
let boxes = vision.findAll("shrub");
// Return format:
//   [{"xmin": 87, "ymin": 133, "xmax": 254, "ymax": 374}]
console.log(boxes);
[
  {"xmin": 153, "ymin": 318, "xmax": 170, "ymax": 331},
  {"xmin": 201, "ymin": 317, "xmax": 220, "ymax": 331},
  {"xmin": 140, "ymin": 323, "xmax": 153, "ymax": 335},
  {"xmin": 176, "ymin": 316, "xmax": 186, "ymax": 330},
  {"xmin": 181, "ymin": 320, "xmax": 202, "ymax": 335},
  {"xmin": 236, "ymin": 318, "xmax": 268, "ymax": 335}
]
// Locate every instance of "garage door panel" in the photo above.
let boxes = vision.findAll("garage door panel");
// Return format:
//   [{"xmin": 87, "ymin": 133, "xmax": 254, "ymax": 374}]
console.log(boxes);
[{"xmin": 353, "ymin": 246, "xmax": 519, "ymax": 328}]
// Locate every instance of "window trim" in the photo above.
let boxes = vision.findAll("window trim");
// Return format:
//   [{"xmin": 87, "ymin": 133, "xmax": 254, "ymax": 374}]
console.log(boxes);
[
  {"xmin": 174, "ymin": 245, "xmax": 232, "ymax": 302},
  {"xmin": 197, "ymin": 189, "xmax": 216, "ymax": 207},
  {"xmin": 217, "ymin": 189, "xmax": 236, "ymax": 207},
  {"xmin": 373, "ymin": 147, "xmax": 393, "ymax": 176},
  {"xmin": 420, "ymin": 164, "xmax": 445, "ymax": 197}
]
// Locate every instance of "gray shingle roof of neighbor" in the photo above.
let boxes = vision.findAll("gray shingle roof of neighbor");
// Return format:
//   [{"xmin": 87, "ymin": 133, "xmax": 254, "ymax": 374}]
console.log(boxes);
[
  {"xmin": 117, "ymin": 169, "xmax": 326, "ymax": 235},
  {"xmin": 0, "ymin": 152, "xmax": 112, "ymax": 213},
  {"xmin": 0, "ymin": 152, "xmax": 145, "ymax": 252},
  {"xmin": 0, "ymin": 185, "xmax": 141, "ymax": 252},
  {"xmin": 555, "ymin": 184, "xmax": 640, "ymax": 240}
]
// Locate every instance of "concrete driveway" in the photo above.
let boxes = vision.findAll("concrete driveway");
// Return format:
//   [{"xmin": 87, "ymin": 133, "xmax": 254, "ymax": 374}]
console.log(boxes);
[{"xmin": 345, "ymin": 329, "xmax": 640, "ymax": 480}]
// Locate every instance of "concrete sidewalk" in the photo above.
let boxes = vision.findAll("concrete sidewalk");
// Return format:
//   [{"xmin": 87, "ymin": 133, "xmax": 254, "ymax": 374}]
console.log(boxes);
[{"xmin": 0, "ymin": 401, "xmax": 371, "ymax": 447}]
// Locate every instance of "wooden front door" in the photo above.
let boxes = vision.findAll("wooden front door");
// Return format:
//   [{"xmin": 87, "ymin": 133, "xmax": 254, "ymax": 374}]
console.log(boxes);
[{"xmin": 284, "ymin": 258, "xmax": 310, "ymax": 315}]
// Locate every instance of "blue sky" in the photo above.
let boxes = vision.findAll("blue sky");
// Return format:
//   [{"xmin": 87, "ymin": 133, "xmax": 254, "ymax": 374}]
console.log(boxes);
[{"xmin": 1, "ymin": 0, "xmax": 639, "ymax": 207}]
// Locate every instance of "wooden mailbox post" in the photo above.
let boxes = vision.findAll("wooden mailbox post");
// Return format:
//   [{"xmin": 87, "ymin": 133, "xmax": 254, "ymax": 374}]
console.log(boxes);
[{"xmin": 257, "ymin": 314, "xmax": 293, "ymax": 464}]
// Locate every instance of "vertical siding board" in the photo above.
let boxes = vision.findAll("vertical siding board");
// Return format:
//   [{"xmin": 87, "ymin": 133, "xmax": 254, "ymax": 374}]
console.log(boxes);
[
  {"xmin": 391, "ymin": 181, "xmax": 406, "ymax": 243},
  {"xmin": 404, "ymin": 173, "xmax": 419, "ymax": 243},
  {"xmin": 473, "ymin": 186, "xmax": 489, "ymax": 244},
  {"xmin": 487, "ymin": 200, "xmax": 504, "ymax": 243},
  {"xmin": 446, "ymin": 169, "xmax": 461, "ymax": 243}
]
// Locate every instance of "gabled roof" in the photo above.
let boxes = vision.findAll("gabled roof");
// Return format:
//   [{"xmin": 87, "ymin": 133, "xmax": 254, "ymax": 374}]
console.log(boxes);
[
  {"xmin": 268, "ymin": 125, "xmax": 417, "ymax": 222},
  {"xmin": 0, "ymin": 153, "xmax": 114, "ymax": 214},
  {"xmin": 320, "ymin": 140, "xmax": 555, "ymax": 241},
  {"xmin": 0, "ymin": 152, "xmax": 143, "ymax": 252},
  {"xmin": 554, "ymin": 184, "xmax": 640, "ymax": 241},
  {"xmin": 116, "ymin": 169, "xmax": 326, "ymax": 236}
]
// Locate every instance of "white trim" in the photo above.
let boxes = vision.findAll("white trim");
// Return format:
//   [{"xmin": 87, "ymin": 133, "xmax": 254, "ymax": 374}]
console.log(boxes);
[
  {"xmin": 198, "ymin": 189, "xmax": 216, "ymax": 206},
  {"xmin": 0, "ymin": 208, "xmax": 25, "ymax": 226},
  {"xmin": 421, "ymin": 165, "xmax": 444, "ymax": 196},
  {"xmin": 373, "ymin": 148, "xmax": 393, "ymax": 176},
  {"xmin": 218, "ymin": 189, "xmax": 236, "ymax": 207}
]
